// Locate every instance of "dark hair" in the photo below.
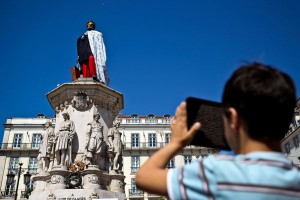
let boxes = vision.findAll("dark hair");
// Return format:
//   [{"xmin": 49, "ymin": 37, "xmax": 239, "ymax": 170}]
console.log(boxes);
[{"xmin": 222, "ymin": 62, "xmax": 296, "ymax": 140}]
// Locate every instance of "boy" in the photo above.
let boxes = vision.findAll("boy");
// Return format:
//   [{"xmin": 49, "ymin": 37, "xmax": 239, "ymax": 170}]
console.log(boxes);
[{"xmin": 136, "ymin": 63, "xmax": 300, "ymax": 199}]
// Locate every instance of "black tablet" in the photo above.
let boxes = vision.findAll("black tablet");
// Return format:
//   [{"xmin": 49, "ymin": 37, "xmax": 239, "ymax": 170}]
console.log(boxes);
[{"xmin": 186, "ymin": 97, "xmax": 230, "ymax": 150}]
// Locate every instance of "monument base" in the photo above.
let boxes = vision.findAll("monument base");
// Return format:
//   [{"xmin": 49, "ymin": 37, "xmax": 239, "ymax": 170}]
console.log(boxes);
[{"xmin": 29, "ymin": 188, "xmax": 125, "ymax": 200}]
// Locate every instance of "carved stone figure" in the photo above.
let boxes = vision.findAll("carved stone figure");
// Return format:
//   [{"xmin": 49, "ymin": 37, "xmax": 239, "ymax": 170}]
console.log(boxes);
[
  {"xmin": 59, "ymin": 103, "xmax": 65, "ymax": 111},
  {"xmin": 64, "ymin": 101, "xmax": 69, "ymax": 109},
  {"xmin": 72, "ymin": 92, "xmax": 91, "ymax": 110},
  {"xmin": 107, "ymin": 121, "xmax": 123, "ymax": 173},
  {"xmin": 84, "ymin": 113, "xmax": 104, "ymax": 166},
  {"xmin": 39, "ymin": 121, "xmax": 55, "ymax": 172},
  {"xmin": 55, "ymin": 112, "xmax": 76, "ymax": 166}
]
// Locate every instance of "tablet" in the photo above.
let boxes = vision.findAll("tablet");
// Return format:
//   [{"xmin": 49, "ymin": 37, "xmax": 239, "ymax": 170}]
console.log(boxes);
[{"xmin": 186, "ymin": 97, "xmax": 230, "ymax": 150}]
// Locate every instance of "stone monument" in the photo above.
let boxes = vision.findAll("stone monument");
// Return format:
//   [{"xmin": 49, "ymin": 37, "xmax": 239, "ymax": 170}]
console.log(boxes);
[
  {"xmin": 29, "ymin": 78, "xmax": 125, "ymax": 199},
  {"xmin": 29, "ymin": 21, "xmax": 125, "ymax": 199}
]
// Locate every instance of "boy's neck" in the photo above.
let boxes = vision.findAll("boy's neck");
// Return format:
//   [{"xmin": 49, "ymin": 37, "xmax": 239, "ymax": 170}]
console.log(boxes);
[{"xmin": 238, "ymin": 130, "xmax": 281, "ymax": 154}]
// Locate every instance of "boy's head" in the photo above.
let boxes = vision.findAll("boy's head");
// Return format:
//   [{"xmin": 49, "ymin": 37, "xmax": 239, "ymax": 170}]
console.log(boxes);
[{"xmin": 222, "ymin": 62, "xmax": 296, "ymax": 141}]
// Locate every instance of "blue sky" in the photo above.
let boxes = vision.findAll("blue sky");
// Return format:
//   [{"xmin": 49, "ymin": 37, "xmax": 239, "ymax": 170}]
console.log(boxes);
[{"xmin": 1, "ymin": 0, "xmax": 300, "ymax": 140}]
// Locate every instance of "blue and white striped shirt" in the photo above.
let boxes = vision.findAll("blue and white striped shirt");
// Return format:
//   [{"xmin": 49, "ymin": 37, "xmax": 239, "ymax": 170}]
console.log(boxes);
[{"xmin": 167, "ymin": 152, "xmax": 300, "ymax": 200}]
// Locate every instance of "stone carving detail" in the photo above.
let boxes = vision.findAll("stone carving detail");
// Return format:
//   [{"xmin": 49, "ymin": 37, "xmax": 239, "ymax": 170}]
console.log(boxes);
[
  {"xmin": 51, "ymin": 175, "xmax": 61, "ymax": 184},
  {"xmin": 84, "ymin": 113, "xmax": 105, "ymax": 166},
  {"xmin": 65, "ymin": 172, "xmax": 82, "ymax": 189},
  {"xmin": 38, "ymin": 121, "xmax": 56, "ymax": 172},
  {"xmin": 72, "ymin": 92, "xmax": 92, "ymax": 110},
  {"xmin": 33, "ymin": 182, "xmax": 37, "ymax": 190},
  {"xmin": 55, "ymin": 111, "xmax": 76, "ymax": 166},
  {"xmin": 107, "ymin": 121, "xmax": 123, "ymax": 174},
  {"xmin": 87, "ymin": 174, "xmax": 99, "ymax": 184},
  {"xmin": 88, "ymin": 192, "xmax": 99, "ymax": 200},
  {"xmin": 47, "ymin": 192, "xmax": 57, "ymax": 200},
  {"xmin": 119, "ymin": 181, "xmax": 126, "ymax": 189}
]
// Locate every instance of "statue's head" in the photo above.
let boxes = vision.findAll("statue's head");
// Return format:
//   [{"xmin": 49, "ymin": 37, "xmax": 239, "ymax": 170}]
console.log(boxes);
[
  {"xmin": 45, "ymin": 121, "xmax": 52, "ymax": 127},
  {"xmin": 62, "ymin": 111, "xmax": 70, "ymax": 120},
  {"xmin": 113, "ymin": 121, "xmax": 121, "ymax": 127},
  {"xmin": 86, "ymin": 20, "xmax": 96, "ymax": 31},
  {"xmin": 94, "ymin": 112, "xmax": 101, "ymax": 120}
]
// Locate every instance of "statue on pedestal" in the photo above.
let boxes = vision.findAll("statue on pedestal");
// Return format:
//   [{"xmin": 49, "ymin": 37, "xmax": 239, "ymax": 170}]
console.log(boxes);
[
  {"xmin": 77, "ymin": 20, "xmax": 109, "ymax": 85},
  {"xmin": 84, "ymin": 113, "xmax": 105, "ymax": 166},
  {"xmin": 107, "ymin": 121, "xmax": 123, "ymax": 173},
  {"xmin": 55, "ymin": 112, "xmax": 76, "ymax": 166},
  {"xmin": 39, "ymin": 121, "xmax": 55, "ymax": 172}
]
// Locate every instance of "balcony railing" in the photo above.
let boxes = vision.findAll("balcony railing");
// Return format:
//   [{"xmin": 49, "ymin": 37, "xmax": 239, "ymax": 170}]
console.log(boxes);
[
  {"xmin": 8, "ymin": 167, "xmax": 38, "ymax": 175},
  {"xmin": 131, "ymin": 167, "xmax": 140, "ymax": 173},
  {"xmin": 129, "ymin": 189, "xmax": 144, "ymax": 196},
  {"xmin": 285, "ymin": 122, "xmax": 300, "ymax": 138},
  {"xmin": 124, "ymin": 142, "xmax": 166, "ymax": 150},
  {"xmin": 0, "ymin": 190, "xmax": 29, "ymax": 198},
  {"xmin": 0, "ymin": 190, "xmax": 15, "ymax": 198},
  {"xmin": 0, "ymin": 143, "xmax": 40, "ymax": 150},
  {"xmin": 123, "ymin": 142, "xmax": 211, "ymax": 150}
]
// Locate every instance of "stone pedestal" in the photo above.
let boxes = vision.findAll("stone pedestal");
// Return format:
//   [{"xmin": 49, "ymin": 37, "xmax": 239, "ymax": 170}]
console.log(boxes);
[
  {"xmin": 49, "ymin": 166, "xmax": 69, "ymax": 189},
  {"xmin": 31, "ymin": 173, "xmax": 51, "ymax": 195},
  {"xmin": 46, "ymin": 79, "xmax": 124, "ymax": 163},
  {"xmin": 109, "ymin": 174, "xmax": 126, "ymax": 193},
  {"xmin": 30, "ymin": 188, "xmax": 125, "ymax": 200},
  {"xmin": 82, "ymin": 165, "xmax": 102, "ymax": 189}
]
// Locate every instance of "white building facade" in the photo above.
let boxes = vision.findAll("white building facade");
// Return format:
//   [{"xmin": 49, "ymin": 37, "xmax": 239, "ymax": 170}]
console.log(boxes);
[
  {"xmin": 281, "ymin": 98, "xmax": 300, "ymax": 166},
  {"xmin": 0, "ymin": 114, "xmax": 55, "ymax": 199}
]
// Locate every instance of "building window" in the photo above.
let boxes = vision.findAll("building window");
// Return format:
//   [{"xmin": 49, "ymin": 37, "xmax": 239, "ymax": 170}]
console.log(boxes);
[
  {"xmin": 146, "ymin": 114, "xmax": 157, "ymax": 123},
  {"xmin": 184, "ymin": 155, "xmax": 192, "ymax": 164},
  {"xmin": 148, "ymin": 133, "xmax": 156, "ymax": 147},
  {"xmin": 165, "ymin": 133, "xmax": 170, "ymax": 144},
  {"xmin": 28, "ymin": 157, "xmax": 38, "ymax": 174},
  {"xmin": 163, "ymin": 114, "xmax": 171, "ymax": 123},
  {"xmin": 8, "ymin": 158, "xmax": 19, "ymax": 174},
  {"xmin": 131, "ymin": 156, "xmax": 140, "ymax": 173},
  {"xmin": 127, "ymin": 114, "xmax": 141, "ymax": 123},
  {"xmin": 131, "ymin": 133, "xmax": 139, "ymax": 148},
  {"xmin": 131, "ymin": 178, "xmax": 138, "ymax": 194},
  {"xmin": 285, "ymin": 142, "xmax": 291, "ymax": 154},
  {"xmin": 293, "ymin": 135, "xmax": 299, "ymax": 148},
  {"xmin": 32, "ymin": 134, "xmax": 41, "ymax": 149},
  {"xmin": 5, "ymin": 180, "xmax": 15, "ymax": 197},
  {"xmin": 13, "ymin": 134, "xmax": 23, "ymax": 149},
  {"xmin": 167, "ymin": 159, "xmax": 175, "ymax": 169}
]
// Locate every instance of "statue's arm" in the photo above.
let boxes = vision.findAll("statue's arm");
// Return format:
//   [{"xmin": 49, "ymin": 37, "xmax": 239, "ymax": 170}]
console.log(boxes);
[{"xmin": 69, "ymin": 121, "xmax": 76, "ymax": 141}]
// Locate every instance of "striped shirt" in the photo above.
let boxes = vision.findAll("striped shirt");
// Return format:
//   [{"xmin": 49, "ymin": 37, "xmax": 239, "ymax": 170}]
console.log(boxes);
[{"xmin": 167, "ymin": 152, "xmax": 300, "ymax": 200}]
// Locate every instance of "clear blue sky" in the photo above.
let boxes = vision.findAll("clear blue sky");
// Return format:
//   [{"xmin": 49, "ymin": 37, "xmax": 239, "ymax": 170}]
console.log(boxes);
[{"xmin": 1, "ymin": 0, "xmax": 300, "ymax": 140}]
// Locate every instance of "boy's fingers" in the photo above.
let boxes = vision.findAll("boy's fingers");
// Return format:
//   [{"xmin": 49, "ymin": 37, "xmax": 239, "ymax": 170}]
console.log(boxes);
[
  {"xmin": 176, "ymin": 102, "xmax": 188, "ymax": 124},
  {"xmin": 189, "ymin": 122, "xmax": 201, "ymax": 136}
]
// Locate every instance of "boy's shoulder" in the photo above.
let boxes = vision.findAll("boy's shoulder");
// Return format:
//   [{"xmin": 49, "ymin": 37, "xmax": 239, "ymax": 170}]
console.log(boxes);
[{"xmin": 202, "ymin": 151, "xmax": 299, "ymax": 183}]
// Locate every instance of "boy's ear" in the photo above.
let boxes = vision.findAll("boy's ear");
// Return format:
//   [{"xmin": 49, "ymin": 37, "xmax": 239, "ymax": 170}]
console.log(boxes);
[{"xmin": 226, "ymin": 107, "xmax": 239, "ymax": 131}]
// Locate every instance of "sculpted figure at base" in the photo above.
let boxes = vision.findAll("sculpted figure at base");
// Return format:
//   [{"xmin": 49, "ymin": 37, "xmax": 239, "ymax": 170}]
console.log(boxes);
[
  {"xmin": 84, "ymin": 113, "xmax": 105, "ymax": 166},
  {"xmin": 108, "ymin": 121, "xmax": 123, "ymax": 173},
  {"xmin": 55, "ymin": 112, "xmax": 76, "ymax": 166},
  {"xmin": 39, "ymin": 121, "xmax": 55, "ymax": 172}
]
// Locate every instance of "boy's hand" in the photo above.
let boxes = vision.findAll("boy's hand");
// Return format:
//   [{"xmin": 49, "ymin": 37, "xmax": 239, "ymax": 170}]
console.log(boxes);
[{"xmin": 170, "ymin": 102, "xmax": 201, "ymax": 148}]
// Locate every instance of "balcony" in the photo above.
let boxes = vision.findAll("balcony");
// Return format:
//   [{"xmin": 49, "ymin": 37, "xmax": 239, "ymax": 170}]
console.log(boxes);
[
  {"xmin": 0, "ymin": 143, "xmax": 40, "ymax": 151},
  {"xmin": 8, "ymin": 167, "xmax": 38, "ymax": 175},
  {"xmin": 0, "ymin": 190, "xmax": 30, "ymax": 199},
  {"xmin": 285, "ymin": 122, "xmax": 300, "ymax": 138},
  {"xmin": 124, "ymin": 142, "xmax": 165, "ymax": 150},
  {"xmin": 131, "ymin": 167, "xmax": 140, "ymax": 173},
  {"xmin": 128, "ymin": 189, "xmax": 144, "ymax": 197},
  {"xmin": 0, "ymin": 190, "xmax": 15, "ymax": 198},
  {"xmin": 123, "ymin": 142, "xmax": 210, "ymax": 151}
]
